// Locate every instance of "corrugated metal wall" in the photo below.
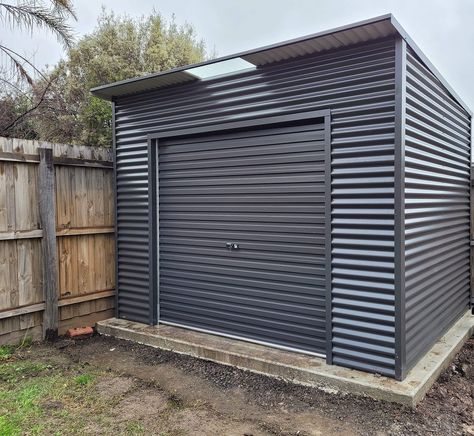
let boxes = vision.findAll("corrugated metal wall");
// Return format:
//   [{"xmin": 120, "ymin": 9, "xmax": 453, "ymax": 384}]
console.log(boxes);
[
  {"xmin": 114, "ymin": 38, "xmax": 398, "ymax": 375},
  {"xmin": 403, "ymin": 47, "xmax": 471, "ymax": 373}
]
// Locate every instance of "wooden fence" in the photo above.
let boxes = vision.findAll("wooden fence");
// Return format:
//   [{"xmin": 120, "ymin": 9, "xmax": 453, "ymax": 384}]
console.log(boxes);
[{"xmin": 0, "ymin": 137, "xmax": 115, "ymax": 344}]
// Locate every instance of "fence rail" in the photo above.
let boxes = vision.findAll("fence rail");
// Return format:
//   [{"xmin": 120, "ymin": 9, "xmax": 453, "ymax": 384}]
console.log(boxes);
[{"xmin": 0, "ymin": 137, "xmax": 115, "ymax": 344}]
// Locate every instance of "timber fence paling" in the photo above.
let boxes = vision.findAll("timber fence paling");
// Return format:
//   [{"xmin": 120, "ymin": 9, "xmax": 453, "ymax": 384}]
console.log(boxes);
[{"xmin": 0, "ymin": 137, "xmax": 115, "ymax": 344}]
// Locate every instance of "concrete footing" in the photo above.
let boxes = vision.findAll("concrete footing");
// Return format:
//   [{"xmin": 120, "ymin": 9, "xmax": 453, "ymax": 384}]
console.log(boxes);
[{"xmin": 96, "ymin": 310, "xmax": 474, "ymax": 407}]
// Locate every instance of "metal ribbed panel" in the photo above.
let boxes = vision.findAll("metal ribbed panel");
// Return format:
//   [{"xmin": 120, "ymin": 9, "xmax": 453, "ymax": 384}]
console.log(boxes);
[
  {"xmin": 403, "ymin": 47, "xmax": 471, "ymax": 372},
  {"xmin": 157, "ymin": 121, "xmax": 327, "ymax": 354},
  {"xmin": 114, "ymin": 38, "xmax": 397, "ymax": 374},
  {"xmin": 242, "ymin": 21, "xmax": 396, "ymax": 66},
  {"xmin": 92, "ymin": 16, "xmax": 397, "ymax": 100}
]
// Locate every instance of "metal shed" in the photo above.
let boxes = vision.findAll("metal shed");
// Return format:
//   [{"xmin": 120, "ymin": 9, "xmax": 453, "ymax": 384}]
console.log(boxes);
[{"xmin": 92, "ymin": 14, "xmax": 472, "ymax": 380}]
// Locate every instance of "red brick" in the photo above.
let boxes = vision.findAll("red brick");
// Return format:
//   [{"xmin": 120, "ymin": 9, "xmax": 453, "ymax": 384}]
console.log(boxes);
[{"xmin": 66, "ymin": 326, "xmax": 94, "ymax": 339}]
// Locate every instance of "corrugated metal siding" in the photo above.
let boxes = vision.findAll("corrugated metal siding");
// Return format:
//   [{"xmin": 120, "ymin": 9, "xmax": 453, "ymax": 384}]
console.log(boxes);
[
  {"xmin": 114, "ymin": 38, "xmax": 397, "ymax": 375},
  {"xmin": 403, "ymin": 47, "xmax": 471, "ymax": 372},
  {"xmin": 157, "ymin": 121, "xmax": 328, "ymax": 354}
]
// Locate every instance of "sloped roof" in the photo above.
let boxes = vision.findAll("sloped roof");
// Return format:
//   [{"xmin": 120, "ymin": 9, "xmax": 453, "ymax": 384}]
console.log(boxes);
[{"xmin": 91, "ymin": 14, "xmax": 471, "ymax": 114}]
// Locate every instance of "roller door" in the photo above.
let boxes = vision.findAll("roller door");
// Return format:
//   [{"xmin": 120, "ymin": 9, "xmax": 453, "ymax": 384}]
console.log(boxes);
[{"xmin": 156, "ymin": 117, "xmax": 329, "ymax": 355}]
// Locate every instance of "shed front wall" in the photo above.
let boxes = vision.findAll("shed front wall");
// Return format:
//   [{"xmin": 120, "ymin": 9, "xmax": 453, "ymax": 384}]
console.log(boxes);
[{"xmin": 114, "ymin": 38, "xmax": 398, "ymax": 376}]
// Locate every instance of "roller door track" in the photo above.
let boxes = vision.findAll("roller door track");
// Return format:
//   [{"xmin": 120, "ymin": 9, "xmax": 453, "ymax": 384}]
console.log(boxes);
[{"xmin": 150, "ymin": 112, "xmax": 331, "ymax": 356}]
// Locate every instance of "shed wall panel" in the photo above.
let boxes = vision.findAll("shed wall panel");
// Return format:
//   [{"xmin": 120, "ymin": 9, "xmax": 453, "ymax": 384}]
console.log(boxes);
[
  {"xmin": 403, "ymin": 47, "xmax": 471, "ymax": 372},
  {"xmin": 114, "ymin": 38, "xmax": 397, "ymax": 375}
]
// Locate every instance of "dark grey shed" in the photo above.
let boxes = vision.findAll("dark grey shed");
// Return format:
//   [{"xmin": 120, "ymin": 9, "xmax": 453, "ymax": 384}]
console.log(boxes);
[{"xmin": 92, "ymin": 14, "xmax": 472, "ymax": 380}]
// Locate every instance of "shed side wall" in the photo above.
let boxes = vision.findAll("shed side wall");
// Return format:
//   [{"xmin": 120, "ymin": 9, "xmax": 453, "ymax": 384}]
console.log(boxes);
[
  {"xmin": 404, "ymin": 46, "xmax": 471, "ymax": 372},
  {"xmin": 114, "ymin": 38, "xmax": 398, "ymax": 376}
]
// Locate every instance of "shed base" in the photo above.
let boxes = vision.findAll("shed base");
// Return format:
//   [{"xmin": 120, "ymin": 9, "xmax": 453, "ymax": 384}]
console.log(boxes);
[{"xmin": 96, "ymin": 310, "xmax": 474, "ymax": 407}]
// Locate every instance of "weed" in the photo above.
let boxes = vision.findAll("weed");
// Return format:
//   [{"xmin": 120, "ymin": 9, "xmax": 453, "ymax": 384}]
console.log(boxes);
[
  {"xmin": 0, "ymin": 346, "xmax": 13, "ymax": 360},
  {"xmin": 167, "ymin": 394, "xmax": 184, "ymax": 410},
  {"xmin": 0, "ymin": 335, "xmax": 32, "ymax": 361},
  {"xmin": 17, "ymin": 335, "xmax": 32, "ymax": 350},
  {"xmin": 126, "ymin": 420, "xmax": 145, "ymax": 434},
  {"xmin": 74, "ymin": 374, "xmax": 94, "ymax": 386}
]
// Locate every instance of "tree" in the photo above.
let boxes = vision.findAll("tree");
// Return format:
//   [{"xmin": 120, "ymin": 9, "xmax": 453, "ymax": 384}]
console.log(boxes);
[
  {"xmin": 34, "ymin": 10, "xmax": 208, "ymax": 147},
  {"xmin": 0, "ymin": 0, "xmax": 76, "ymax": 135}
]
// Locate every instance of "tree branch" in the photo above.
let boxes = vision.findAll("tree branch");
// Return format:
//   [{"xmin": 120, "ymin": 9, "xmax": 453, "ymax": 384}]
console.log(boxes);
[{"xmin": 1, "ymin": 78, "xmax": 53, "ymax": 133}]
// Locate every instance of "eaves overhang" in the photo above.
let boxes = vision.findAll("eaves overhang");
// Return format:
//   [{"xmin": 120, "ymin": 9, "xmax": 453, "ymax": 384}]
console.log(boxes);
[{"xmin": 91, "ymin": 13, "xmax": 471, "ymax": 115}]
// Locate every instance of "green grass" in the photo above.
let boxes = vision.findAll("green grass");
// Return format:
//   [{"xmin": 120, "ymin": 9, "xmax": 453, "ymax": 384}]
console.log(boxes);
[
  {"xmin": 0, "ymin": 361, "xmax": 50, "ymax": 384},
  {"xmin": 125, "ymin": 420, "xmax": 145, "ymax": 434},
  {"xmin": 74, "ymin": 374, "xmax": 94, "ymax": 386},
  {"xmin": 0, "ymin": 358, "xmax": 103, "ymax": 435},
  {"xmin": 0, "ymin": 334, "xmax": 33, "ymax": 362},
  {"xmin": 0, "ymin": 377, "xmax": 47, "ymax": 435},
  {"xmin": 0, "ymin": 346, "xmax": 14, "ymax": 361},
  {"xmin": 0, "ymin": 344, "xmax": 185, "ymax": 435}
]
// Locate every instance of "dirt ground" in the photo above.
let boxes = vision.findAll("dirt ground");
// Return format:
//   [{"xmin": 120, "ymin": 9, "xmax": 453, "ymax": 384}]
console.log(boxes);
[{"xmin": 1, "ymin": 334, "xmax": 473, "ymax": 436}]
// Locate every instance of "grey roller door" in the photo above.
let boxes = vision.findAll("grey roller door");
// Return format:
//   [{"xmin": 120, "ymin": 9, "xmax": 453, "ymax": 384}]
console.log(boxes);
[{"xmin": 157, "ymin": 118, "xmax": 329, "ymax": 355}]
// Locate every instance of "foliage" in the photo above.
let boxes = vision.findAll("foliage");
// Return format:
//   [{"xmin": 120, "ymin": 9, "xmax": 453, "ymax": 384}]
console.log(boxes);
[
  {"xmin": 32, "ymin": 10, "xmax": 208, "ymax": 147},
  {"xmin": 0, "ymin": 0, "xmax": 76, "ymax": 136}
]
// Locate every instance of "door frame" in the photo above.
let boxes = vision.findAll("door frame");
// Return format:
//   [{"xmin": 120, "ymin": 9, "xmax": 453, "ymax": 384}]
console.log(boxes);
[{"xmin": 147, "ymin": 109, "xmax": 332, "ymax": 360}]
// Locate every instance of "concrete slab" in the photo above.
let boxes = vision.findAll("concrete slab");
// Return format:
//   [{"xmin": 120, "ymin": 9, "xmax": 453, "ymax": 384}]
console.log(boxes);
[{"xmin": 96, "ymin": 310, "xmax": 474, "ymax": 407}]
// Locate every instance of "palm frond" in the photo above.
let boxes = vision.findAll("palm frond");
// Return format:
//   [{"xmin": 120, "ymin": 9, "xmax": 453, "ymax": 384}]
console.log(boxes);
[
  {"xmin": 0, "ymin": 2, "xmax": 74, "ymax": 47},
  {"xmin": 0, "ymin": 44, "xmax": 46, "ymax": 85},
  {"xmin": 0, "ymin": 45, "xmax": 34, "ymax": 85},
  {"xmin": 50, "ymin": 0, "xmax": 76, "ymax": 21}
]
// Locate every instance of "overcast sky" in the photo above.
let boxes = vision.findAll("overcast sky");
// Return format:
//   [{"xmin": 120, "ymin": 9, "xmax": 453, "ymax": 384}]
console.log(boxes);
[{"xmin": 3, "ymin": 0, "xmax": 474, "ymax": 110}]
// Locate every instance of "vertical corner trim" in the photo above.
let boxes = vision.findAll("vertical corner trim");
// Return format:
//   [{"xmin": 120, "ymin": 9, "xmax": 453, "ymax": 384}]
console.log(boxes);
[
  {"xmin": 324, "ymin": 113, "xmax": 333, "ymax": 364},
  {"xmin": 470, "ymin": 117, "xmax": 474, "ymax": 311},
  {"xmin": 147, "ymin": 138, "xmax": 159, "ymax": 325},
  {"xmin": 394, "ymin": 37, "xmax": 407, "ymax": 380},
  {"xmin": 111, "ymin": 100, "xmax": 119, "ymax": 320}
]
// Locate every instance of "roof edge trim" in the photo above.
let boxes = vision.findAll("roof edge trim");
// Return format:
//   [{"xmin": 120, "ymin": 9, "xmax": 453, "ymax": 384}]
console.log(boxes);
[
  {"xmin": 90, "ymin": 13, "xmax": 393, "ymax": 100},
  {"xmin": 388, "ymin": 15, "xmax": 471, "ymax": 116},
  {"xmin": 90, "ymin": 13, "xmax": 471, "ymax": 115}
]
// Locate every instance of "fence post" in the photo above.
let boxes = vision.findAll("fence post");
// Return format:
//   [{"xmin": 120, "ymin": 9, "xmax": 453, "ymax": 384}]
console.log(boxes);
[{"xmin": 38, "ymin": 147, "xmax": 58, "ymax": 340}]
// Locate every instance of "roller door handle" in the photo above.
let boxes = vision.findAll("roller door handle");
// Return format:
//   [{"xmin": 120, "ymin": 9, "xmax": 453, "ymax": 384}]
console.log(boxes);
[{"xmin": 225, "ymin": 242, "xmax": 240, "ymax": 250}]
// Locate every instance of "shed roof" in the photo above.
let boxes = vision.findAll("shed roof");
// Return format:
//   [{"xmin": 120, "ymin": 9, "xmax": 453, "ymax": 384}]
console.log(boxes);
[{"xmin": 91, "ymin": 14, "xmax": 471, "ymax": 115}]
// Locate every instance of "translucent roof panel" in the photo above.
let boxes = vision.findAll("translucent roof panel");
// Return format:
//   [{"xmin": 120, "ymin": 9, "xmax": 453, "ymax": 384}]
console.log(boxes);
[{"xmin": 185, "ymin": 57, "xmax": 256, "ymax": 79}]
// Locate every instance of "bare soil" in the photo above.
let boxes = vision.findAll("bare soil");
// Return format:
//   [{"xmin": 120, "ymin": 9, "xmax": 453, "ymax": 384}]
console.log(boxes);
[
  {"xmin": 69, "ymin": 334, "xmax": 474, "ymax": 435},
  {"xmin": 5, "ymin": 334, "xmax": 474, "ymax": 435}
]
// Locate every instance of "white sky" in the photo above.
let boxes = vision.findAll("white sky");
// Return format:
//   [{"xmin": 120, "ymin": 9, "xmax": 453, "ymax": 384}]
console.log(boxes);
[{"xmin": 3, "ymin": 0, "xmax": 474, "ymax": 110}]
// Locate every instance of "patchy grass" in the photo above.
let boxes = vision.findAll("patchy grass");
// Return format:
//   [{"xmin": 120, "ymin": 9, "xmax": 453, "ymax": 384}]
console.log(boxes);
[
  {"xmin": 125, "ymin": 420, "xmax": 145, "ymax": 434},
  {"xmin": 0, "ymin": 343, "xmax": 192, "ymax": 435},
  {"xmin": 0, "ymin": 335, "xmax": 33, "ymax": 362},
  {"xmin": 74, "ymin": 374, "xmax": 94, "ymax": 386},
  {"xmin": 0, "ymin": 345, "xmax": 14, "ymax": 360},
  {"xmin": 167, "ymin": 394, "xmax": 185, "ymax": 410},
  {"xmin": 0, "ymin": 348, "xmax": 108, "ymax": 435}
]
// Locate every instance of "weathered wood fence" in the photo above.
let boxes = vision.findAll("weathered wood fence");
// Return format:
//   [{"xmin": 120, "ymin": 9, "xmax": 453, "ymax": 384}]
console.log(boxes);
[{"xmin": 0, "ymin": 137, "xmax": 115, "ymax": 344}]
